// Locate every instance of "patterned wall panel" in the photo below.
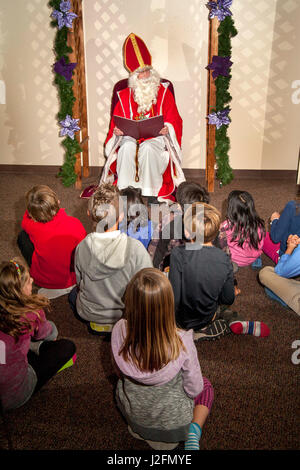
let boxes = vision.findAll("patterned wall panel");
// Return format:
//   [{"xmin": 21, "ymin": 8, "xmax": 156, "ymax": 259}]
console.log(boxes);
[
  {"xmin": 229, "ymin": 0, "xmax": 300, "ymax": 170},
  {"xmin": 261, "ymin": 0, "xmax": 300, "ymax": 169},
  {"xmin": 82, "ymin": 0, "xmax": 209, "ymax": 168}
]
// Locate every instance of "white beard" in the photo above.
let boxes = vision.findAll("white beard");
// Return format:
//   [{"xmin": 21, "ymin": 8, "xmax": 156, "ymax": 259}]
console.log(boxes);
[{"xmin": 128, "ymin": 69, "xmax": 161, "ymax": 115}]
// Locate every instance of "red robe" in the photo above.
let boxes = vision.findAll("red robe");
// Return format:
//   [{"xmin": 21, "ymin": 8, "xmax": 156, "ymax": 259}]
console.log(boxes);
[{"xmin": 102, "ymin": 82, "xmax": 185, "ymax": 201}]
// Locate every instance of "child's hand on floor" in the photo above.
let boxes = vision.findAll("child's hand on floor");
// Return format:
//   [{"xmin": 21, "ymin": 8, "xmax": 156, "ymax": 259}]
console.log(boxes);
[{"xmin": 235, "ymin": 286, "xmax": 241, "ymax": 296}]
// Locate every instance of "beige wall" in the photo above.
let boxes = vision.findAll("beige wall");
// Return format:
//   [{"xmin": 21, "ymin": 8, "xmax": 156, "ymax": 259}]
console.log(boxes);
[
  {"xmin": 261, "ymin": 0, "xmax": 300, "ymax": 170},
  {"xmin": 229, "ymin": 0, "xmax": 300, "ymax": 170},
  {"xmin": 0, "ymin": 0, "xmax": 63, "ymax": 165},
  {"xmin": 0, "ymin": 0, "xmax": 299, "ymax": 172}
]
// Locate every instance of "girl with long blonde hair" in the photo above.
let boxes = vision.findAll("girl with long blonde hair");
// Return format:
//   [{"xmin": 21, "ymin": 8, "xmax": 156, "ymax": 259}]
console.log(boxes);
[
  {"xmin": 111, "ymin": 268, "xmax": 214, "ymax": 450},
  {"xmin": 0, "ymin": 258, "xmax": 76, "ymax": 411}
]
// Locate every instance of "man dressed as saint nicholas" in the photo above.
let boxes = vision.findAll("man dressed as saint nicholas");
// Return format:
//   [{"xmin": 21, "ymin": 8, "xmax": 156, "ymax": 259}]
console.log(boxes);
[{"xmin": 100, "ymin": 33, "xmax": 185, "ymax": 203}]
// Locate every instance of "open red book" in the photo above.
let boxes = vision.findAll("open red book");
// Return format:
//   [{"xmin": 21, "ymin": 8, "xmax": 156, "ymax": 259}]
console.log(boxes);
[
  {"xmin": 80, "ymin": 115, "xmax": 165, "ymax": 199},
  {"xmin": 113, "ymin": 114, "xmax": 164, "ymax": 140}
]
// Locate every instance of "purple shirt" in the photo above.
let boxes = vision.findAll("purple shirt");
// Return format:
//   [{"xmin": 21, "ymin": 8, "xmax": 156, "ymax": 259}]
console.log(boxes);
[
  {"xmin": 0, "ymin": 310, "xmax": 53, "ymax": 410},
  {"xmin": 111, "ymin": 319, "xmax": 203, "ymax": 398}
]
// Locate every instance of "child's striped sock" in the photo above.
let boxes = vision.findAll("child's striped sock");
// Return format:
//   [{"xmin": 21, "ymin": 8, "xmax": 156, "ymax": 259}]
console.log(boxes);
[
  {"xmin": 184, "ymin": 422, "xmax": 202, "ymax": 450},
  {"xmin": 57, "ymin": 354, "xmax": 77, "ymax": 373},
  {"xmin": 229, "ymin": 321, "xmax": 270, "ymax": 337}
]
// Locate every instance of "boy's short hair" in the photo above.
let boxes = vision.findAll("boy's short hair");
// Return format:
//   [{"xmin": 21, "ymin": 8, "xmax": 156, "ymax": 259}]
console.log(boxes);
[
  {"xmin": 26, "ymin": 185, "xmax": 59, "ymax": 223},
  {"xmin": 184, "ymin": 202, "xmax": 220, "ymax": 243},
  {"xmin": 176, "ymin": 181, "xmax": 210, "ymax": 208},
  {"xmin": 89, "ymin": 183, "xmax": 121, "ymax": 230}
]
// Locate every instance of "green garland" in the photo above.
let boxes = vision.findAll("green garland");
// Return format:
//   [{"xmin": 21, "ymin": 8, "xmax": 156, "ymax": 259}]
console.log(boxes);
[
  {"xmin": 214, "ymin": 16, "xmax": 238, "ymax": 186},
  {"xmin": 49, "ymin": 0, "xmax": 81, "ymax": 187},
  {"xmin": 48, "ymin": 1, "xmax": 237, "ymax": 188}
]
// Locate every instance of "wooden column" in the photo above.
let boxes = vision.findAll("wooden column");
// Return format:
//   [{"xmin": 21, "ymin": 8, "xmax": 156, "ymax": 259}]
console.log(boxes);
[
  {"xmin": 297, "ymin": 147, "xmax": 300, "ymax": 184},
  {"xmin": 206, "ymin": 6, "xmax": 219, "ymax": 193},
  {"xmin": 68, "ymin": 0, "xmax": 89, "ymax": 189}
]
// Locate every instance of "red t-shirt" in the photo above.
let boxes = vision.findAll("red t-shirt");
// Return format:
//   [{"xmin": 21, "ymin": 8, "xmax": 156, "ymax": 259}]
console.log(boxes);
[{"xmin": 21, "ymin": 208, "xmax": 86, "ymax": 288}]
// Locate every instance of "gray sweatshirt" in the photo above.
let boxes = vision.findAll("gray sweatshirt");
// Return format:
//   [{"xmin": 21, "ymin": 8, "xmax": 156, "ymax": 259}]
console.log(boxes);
[{"xmin": 75, "ymin": 230, "xmax": 153, "ymax": 324}]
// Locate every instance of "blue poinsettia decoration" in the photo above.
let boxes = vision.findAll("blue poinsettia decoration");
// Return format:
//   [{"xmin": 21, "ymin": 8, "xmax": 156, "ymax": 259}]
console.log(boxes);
[
  {"xmin": 206, "ymin": 55, "xmax": 233, "ymax": 79},
  {"xmin": 54, "ymin": 56, "xmax": 77, "ymax": 81},
  {"xmin": 207, "ymin": 0, "xmax": 232, "ymax": 22},
  {"xmin": 207, "ymin": 108, "xmax": 230, "ymax": 129},
  {"xmin": 59, "ymin": 114, "xmax": 80, "ymax": 139},
  {"xmin": 52, "ymin": 1, "xmax": 78, "ymax": 30}
]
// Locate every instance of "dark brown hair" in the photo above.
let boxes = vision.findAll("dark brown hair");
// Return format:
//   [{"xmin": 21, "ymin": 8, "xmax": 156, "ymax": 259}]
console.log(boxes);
[
  {"xmin": 226, "ymin": 190, "xmax": 265, "ymax": 249},
  {"xmin": 120, "ymin": 186, "xmax": 148, "ymax": 228},
  {"xmin": 176, "ymin": 181, "xmax": 210, "ymax": 209}
]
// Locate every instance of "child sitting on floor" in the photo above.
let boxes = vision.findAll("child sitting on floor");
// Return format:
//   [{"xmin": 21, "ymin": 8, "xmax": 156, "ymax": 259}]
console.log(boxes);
[
  {"xmin": 220, "ymin": 190, "xmax": 265, "ymax": 269},
  {"xmin": 263, "ymin": 188, "xmax": 300, "ymax": 264},
  {"xmin": 111, "ymin": 267, "xmax": 214, "ymax": 450},
  {"xmin": 148, "ymin": 180, "xmax": 232, "ymax": 272},
  {"xmin": 69, "ymin": 183, "xmax": 152, "ymax": 335},
  {"xmin": 119, "ymin": 186, "xmax": 153, "ymax": 249},
  {"xmin": 259, "ymin": 234, "xmax": 300, "ymax": 314},
  {"xmin": 169, "ymin": 203, "xmax": 269, "ymax": 341},
  {"xmin": 17, "ymin": 185, "xmax": 86, "ymax": 299},
  {"xmin": 0, "ymin": 258, "xmax": 76, "ymax": 411}
]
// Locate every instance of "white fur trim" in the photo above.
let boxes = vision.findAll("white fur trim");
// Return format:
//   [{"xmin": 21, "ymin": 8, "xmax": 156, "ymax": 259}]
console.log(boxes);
[
  {"xmin": 100, "ymin": 136, "xmax": 122, "ymax": 184},
  {"xmin": 117, "ymin": 91, "xmax": 126, "ymax": 117},
  {"xmin": 163, "ymin": 135, "xmax": 185, "ymax": 189},
  {"xmin": 105, "ymin": 134, "xmax": 117, "ymax": 158},
  {"xmin": 159, "ymin": 83, "xmax": 169, "ymax": 114},
  {"xmin": 165, "ymin": 123, "xmax": 182, "ymax": 164},
  {"xmin": 129, "ymin": 88, "xmax": 133, "ymax": 119}
]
